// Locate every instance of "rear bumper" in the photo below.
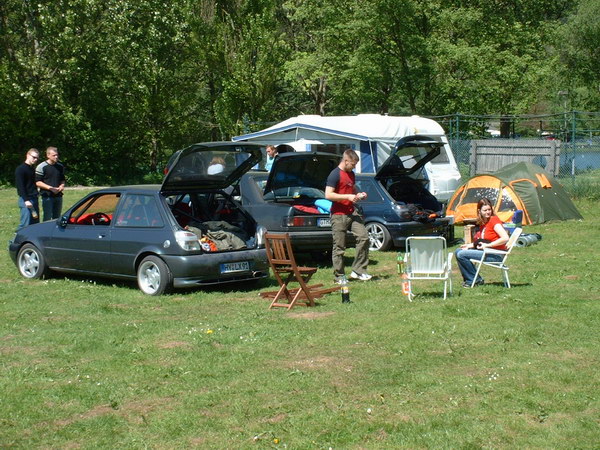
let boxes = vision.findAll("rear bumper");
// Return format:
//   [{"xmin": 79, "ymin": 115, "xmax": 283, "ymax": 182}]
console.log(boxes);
[
  {"xmin": 162, "ymin": 248, "xmax": 270, "ymax": 288},
  {"xmin": 268, "ymin": 230, "xmax": 334, "ymax": 251},
  {"xmin": 388, "ymin": 219, "xmax": 454, "ymax": 247}
]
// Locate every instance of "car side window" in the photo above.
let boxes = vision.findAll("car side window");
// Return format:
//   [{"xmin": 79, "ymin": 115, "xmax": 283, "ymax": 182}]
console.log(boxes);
[
  {"xmin": 355, "ymin": 180, "xmax": 383, "ymax": 202},
  {"xmin": 69, "ymin": 193, "xmax": 121, "ymax": 225},
  {"xmin": 115, "ymin": 194, "xmax": 164, "ymax": 228}
]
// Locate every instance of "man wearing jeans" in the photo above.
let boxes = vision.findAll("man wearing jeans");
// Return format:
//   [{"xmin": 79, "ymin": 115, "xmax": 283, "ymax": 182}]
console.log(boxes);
[
  {"xmin": 15, "ymin": 148, "xmax": 40, "ymax": 231},
  {"xmin": 325, "ymin": 148, "xmax": 372, "ymax": 283},
  {"xmin": 35, "ymin": 146, "xmax": 65, "ymax": 221}
]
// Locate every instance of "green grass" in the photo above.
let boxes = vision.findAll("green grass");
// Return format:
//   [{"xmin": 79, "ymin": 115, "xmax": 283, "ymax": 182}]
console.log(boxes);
[
  {"xmin": 1, "ymin": 188, "xmax": 599, "ymax": 448},
  {"xmin": 562, "ymin": 169, "xmax": 600, "ymax": 201}
]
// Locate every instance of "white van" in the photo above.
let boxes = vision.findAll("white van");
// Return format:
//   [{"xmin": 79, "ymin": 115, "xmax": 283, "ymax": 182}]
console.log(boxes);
[{"xmin": 233, "ymin": 114, "xmax": 462, "ymax": 202}]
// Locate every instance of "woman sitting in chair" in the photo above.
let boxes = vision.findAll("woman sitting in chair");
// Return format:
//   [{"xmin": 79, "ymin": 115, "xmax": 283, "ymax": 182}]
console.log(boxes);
[{"xmin": 455, "ymin": 198, "xmax": 509, "ymax": 288}]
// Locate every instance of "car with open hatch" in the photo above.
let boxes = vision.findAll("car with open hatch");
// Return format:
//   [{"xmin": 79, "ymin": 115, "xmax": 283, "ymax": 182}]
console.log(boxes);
[
  {"xmin": 232, "ymin": 135, "xmax": 453, "ymax": 253},
  {"xmin": 9, "ymin": 142, "xmax": 270, "ymax": 295}
]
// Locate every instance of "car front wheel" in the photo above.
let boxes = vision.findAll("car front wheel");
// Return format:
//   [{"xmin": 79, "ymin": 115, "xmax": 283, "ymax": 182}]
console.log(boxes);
[
  {"xmin": 137, "ymin": 256, "xmax": 173, "ymax": 296},
  {"xmin": 366, "ymin": 222, "xmax": 392, "ymax": 251},
  {"xmin": 17, "ymin": 243, "xmax": 49, "ymax": 279}
]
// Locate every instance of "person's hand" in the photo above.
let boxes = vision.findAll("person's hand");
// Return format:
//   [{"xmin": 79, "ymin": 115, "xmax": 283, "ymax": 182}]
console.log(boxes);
[
  {"xmin": 353, "ymin": 192, "xmax": 367, "ymax": 202},
  {"xmin": 25, "ymin": 200, "xmax": 33, "ymax": 208}
]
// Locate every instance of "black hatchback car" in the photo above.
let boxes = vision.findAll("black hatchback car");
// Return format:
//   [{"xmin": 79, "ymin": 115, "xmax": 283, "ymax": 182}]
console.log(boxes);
[
  {"xmin": 9, "ymin": 142, "xmax": 270, "ymax": 295},
  {"xmin": 234, "ymin": 136, "xmax": 453, "ymax": 252},
  {"xmin": 237, "ymin": 152, "xmax": 340, "ymax": 253}
]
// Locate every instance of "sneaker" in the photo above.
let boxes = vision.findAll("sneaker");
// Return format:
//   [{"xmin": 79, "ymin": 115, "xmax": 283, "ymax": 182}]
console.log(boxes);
[
  {"xmin": 462, "ymin": 280, "xmax": 484, "ymax": 288},
  {"xmin": 334, "ymin": 276, "xmax": 348, "ymax": 285},
  {"xmin": 350, "ymin": 271, "xmax": 372, "ymax": 281}
]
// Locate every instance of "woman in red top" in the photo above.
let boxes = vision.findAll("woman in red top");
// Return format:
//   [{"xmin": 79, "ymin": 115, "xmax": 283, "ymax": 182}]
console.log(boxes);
[{"xmin": 455, "ymin": 198, "xmax": 509, "ymax": 287}]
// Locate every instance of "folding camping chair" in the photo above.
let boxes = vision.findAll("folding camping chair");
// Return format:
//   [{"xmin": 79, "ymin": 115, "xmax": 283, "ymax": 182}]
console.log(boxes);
[
  {"xmin": 469, "ymin": 227, "xmax": 522, "ymax": 288},
  {"xmin": 260, "ymin": 233, "xmax": 339, "ymax": 310},
  {"xmin": 403, "ymin": 236, "xmax": 453, "ymax": 301}
]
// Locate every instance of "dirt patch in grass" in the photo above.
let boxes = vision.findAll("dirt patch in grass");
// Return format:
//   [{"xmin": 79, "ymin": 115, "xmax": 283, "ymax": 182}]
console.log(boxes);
[
  {"xmin": 265, "ymin": 412, "xmax": 288, "ymax": 424},
  {"xmin": 54, "ymin": 396, "xmax": 178, "ymax": 428},
  {"xmin": 0, "ymin": 344, "xmax": 37, "ymax": 356},
  {"xmin": 157, "ymin": 341, "xmax": 190, "ymax": 349},
  {"xmin": 287, "ymin": 311, "xmax": 336, "ymax": 320},
  {"xmin": 285, "ymin": 355, "xmax": 354, "ymax": 374}
]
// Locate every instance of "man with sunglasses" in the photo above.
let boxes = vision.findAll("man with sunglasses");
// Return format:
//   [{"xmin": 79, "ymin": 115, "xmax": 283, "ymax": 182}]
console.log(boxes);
[{"xmin": 15, "ymin": 148, "xmax": 40, "ymax": 231}]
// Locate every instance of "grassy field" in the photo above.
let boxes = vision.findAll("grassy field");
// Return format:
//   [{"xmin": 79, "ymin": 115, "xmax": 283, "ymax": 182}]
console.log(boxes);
[{"xmin": 1, "ymin": 188, "xmax": 599, "ymax": 448}]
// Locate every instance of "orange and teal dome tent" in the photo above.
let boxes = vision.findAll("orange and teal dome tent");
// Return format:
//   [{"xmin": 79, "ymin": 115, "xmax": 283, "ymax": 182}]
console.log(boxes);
[{"xmin": 446, "ymin": 162, "xmax": 583, "ymax": 225}]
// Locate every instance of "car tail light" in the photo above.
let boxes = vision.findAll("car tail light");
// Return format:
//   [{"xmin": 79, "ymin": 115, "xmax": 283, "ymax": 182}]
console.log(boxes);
[
  {"xmin": 284, "ymin": 217, "xmax": 317, "ymax": 227},
  {"xmin": 175, "ymin": 230, "xmax": 201, "ymax": 251},
  {"xmin": 292, "ymin": 217, "xmax": 306, "ymax": 227}
]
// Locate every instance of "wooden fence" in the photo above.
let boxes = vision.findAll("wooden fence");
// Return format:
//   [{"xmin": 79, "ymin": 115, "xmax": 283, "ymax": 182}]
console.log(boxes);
[{"xmin": 469, "ymin": 139, "xmax": 560, "ymax": 176}]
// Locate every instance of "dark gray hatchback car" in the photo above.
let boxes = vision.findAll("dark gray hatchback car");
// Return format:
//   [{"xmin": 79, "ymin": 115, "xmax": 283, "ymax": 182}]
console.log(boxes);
[
  {"xmin": 9, "ymin": 142, "xmax": 270, "ymax": 295},
  {"xmin": 233, "ymin": 136, "xmax": 454, "ymax": 252}
]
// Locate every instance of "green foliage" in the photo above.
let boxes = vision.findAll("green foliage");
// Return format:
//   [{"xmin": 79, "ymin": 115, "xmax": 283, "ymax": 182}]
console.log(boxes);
[
  {"xmin": 557, "ymin": 0, "xmax": 600, "ymax": 110},
  {"xmin": 0, "ymin": 0, "xmax": 597, "ymax": 185},
  {"xmin": 0, "ymin": 189, "xmax": 599, "ymax": 447}
]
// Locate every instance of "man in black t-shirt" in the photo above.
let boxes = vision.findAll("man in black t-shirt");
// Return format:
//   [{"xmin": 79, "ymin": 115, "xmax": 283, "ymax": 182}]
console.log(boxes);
[
  {"xmin": 325, "ymin": 149, "xmax": 371, "ymax": 284},
  {"xmin": 15, "ymin": 148, "xmax": 40, "ymax": 231},
  {"xmin": 35, "ymin": 146, "xmax": 66, "ymax": 221}
]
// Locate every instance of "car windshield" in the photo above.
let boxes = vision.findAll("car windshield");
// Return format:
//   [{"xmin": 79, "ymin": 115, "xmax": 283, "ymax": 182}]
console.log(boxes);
[
  {"xmin": 253, "ymin": 176, "xmax": 325, "ymax": 201},
  {"xmin": 169, "ymin": 149, "xmax": 250, "ymax": 179},
  {"xmin": 264, "ymin": 186, "xmax": 325, "ymax": 201}
]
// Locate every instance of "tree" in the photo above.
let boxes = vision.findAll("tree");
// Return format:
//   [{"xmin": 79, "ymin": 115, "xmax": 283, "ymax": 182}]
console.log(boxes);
[{"xmin": 557, "ymin": 0, "xmax": 600, "ymax": 110}]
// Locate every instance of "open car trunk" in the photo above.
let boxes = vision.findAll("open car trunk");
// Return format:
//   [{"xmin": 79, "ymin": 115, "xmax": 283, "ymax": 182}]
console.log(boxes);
[
  {"xmin": 376, "ymin": 135, "xmax": 447, "ymax": 217},
  {"xmin": 166, "ymin": 191, "xmax": 259, "ymax": 251},
  {"xmin": 386, "ymin": 177, "xmax": 443, "ymax": 214}
]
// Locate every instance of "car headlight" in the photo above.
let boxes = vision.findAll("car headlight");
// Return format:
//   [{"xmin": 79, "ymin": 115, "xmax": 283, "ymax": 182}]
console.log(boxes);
[
  {"xmin": 175, "ymin": 230, "xmax": 201, "ymax": 251},
  {"xmin": 256, "ymin": 225, "xmax": 267, "ymax": 248}
]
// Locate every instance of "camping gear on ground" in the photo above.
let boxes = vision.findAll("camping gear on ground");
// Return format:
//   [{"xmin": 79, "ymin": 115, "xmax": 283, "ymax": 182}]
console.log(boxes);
[
  {"xmin": 401, "ymin": 236, "xmax": 453, "ymax": 301},
  {"xmin": 503, "ymin": 210, "xmax": 523, "ymax": 235},
  {"xmin": 469, "ymin": 228, "xmax": 523, "ymax": 288},
  {"xmin": 516, "ymin": 233, "xmax": 542, "ymax": 247},
  {"xmin": 446, "ymin": 162, "xmax": 583, "ymax": 225}
]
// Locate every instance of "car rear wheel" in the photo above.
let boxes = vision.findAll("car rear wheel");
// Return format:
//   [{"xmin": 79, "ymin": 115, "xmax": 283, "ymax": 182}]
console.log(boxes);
[
  {"xmin": 137, "ymin": 256, "xmax": 172, "ymax": 296},
  {"xmin": 17, "ymin": 244, "xmax": 49, "ymax": 279},
  {"xmin": 366, "ymin": 222, "xmax": 392, "ymax": 251}
]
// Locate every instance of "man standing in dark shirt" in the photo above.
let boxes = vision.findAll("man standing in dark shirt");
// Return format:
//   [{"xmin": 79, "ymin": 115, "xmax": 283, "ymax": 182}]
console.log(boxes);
[
  {"xmin": 35, "ymin": 146, "xmax": 65, "ymax": 221},
  {"xmin": 325, "ymin": 148, "xmax": 372, "ymax": 284},
  {"xmin": 15, "ymin": 148, "xmax": 40, "ymax": 231}
]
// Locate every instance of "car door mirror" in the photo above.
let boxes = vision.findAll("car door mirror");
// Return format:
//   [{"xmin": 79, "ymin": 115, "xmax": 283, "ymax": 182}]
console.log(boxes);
[{"xmin": 59, "ymin": 215, "xmax": 69, "ymax": 228}]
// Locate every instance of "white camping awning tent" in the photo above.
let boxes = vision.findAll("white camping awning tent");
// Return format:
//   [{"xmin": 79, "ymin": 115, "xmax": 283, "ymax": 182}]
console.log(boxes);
[{"xmin": 233, "ymin": 114, "xmax": 452, "ymax": 173}]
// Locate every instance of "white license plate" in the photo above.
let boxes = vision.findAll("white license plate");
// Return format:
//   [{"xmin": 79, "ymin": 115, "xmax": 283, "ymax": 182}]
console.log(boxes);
[
  {"xmin": 220, "ymin": 261, "xmax": 250, "ymax": 274},
  {"xmin": 317, "ymin": 218, "xmax": 331, "ymax": 227}
]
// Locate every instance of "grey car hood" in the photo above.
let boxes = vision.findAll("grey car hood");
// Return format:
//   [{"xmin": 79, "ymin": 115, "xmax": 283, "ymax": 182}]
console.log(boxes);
[
  {"xmin": 263, "ymin": 152, "xmax": 340, "ymax": 195},
  {"xmin": 375, "ymin": 135, "xmax": 443, "ymax": 180},
  {"xmin": 162, "ymin": 142, "xmax": 262, "ymax": 192}
]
